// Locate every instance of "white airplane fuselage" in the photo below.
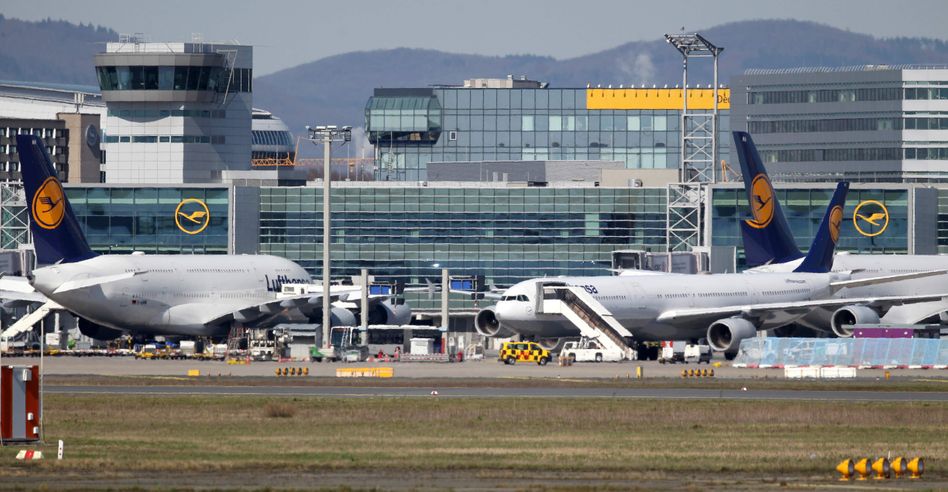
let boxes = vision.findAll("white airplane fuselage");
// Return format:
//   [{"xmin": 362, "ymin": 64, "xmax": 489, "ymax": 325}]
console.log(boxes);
[
  {"xmin": 493, "ymin": 273, "xmax": 833, "ymax": 341},
  {"xmin": 751, "ymin": 255, "xmax": 948, "ymax": 327},
  {"xmin": 31, "ymin": 254, "xmax": 311, "ymax": 337}
]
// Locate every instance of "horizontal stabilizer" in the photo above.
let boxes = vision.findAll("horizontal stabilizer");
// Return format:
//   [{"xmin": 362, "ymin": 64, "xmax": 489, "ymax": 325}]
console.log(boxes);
[{"xmin": 53, "ymin": 271, "xmax": 143, "ymax": 294}]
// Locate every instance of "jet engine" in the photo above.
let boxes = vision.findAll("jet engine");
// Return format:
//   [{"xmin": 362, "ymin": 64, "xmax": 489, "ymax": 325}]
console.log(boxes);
[
  {"xmin": 308, "ymin": 307, "xmax": 357, "ymax": 327},
  {"xmin": 830, "ymin": 305, "xmax": 879, "ymax": 338},
  {"xmin": 537, "ymin": 338, "xmax": 570, "ymax": 352},
  {"xmin": 77, "ymin": 318, "xmax": 124, "ymax": 340},
  {"xmin": 474, "ymin": 306, "xmax": 515, "ymax": 338},
  {"xmin": 366, "ymin": 300, "xmax": 412, "ymax": 326},
  {"xmin": 707, "ymin": 317, "xmax": 757, "ymax": 357}
]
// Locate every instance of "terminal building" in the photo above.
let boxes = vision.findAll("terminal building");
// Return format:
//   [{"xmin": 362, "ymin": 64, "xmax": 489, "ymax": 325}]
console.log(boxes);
[
  {"xmin": 3, "ymin": 60, "xmax": 948, "ymax": 318},
  {"xmin": 730, "ymin": 65, "xmax": 948, "ymax": 183},
  {"xmin": 94, "ymin": 37, "xmax": 253, "ymax": 184},
  {"xmin": 366, "ymin": 76, "xmax": 731, "ymax": 181}
]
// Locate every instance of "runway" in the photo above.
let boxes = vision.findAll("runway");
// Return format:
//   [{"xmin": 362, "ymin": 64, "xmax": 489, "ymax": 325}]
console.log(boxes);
[{"xmin": 46, "ymin": 384, "xmax": 948, "ymax": 402}]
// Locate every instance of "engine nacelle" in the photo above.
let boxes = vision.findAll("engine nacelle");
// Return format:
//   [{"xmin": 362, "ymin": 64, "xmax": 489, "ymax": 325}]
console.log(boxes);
[
  {"xmin": 707, "ymin": 317, "xmax": 757, "ymax": 354},
  {"xmin": 537, "ymin": 337, "xmax": 571, "ymax": 352},
  {"xmin": 830, "ymin": 305, "xmax": 880, "ymax": 338},
  {"xmin": 367, "ymin": 301, "xmax": 412, "ymax": 326},
  {"xmin": 474, "ymin": 306, "xmax": 515, "ymax": 338},
  {"xmin": 308, "ymin": 307, "xmax": 357, "ymax": 327},
  {"xmin": 77, "ymin": 318, "xmax": 124, "ymax": 340}
]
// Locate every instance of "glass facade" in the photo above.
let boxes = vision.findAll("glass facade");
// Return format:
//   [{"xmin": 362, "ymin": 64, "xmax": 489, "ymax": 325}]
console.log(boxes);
[
  {"xmin": 96, "ymin": 66, "xmax": 252, "ymax": 93},
  {"xmin": 367, "ymin": 86, "xmax": 730, "ymax": 181},
  {"xmin": 65, "ymin": 186, "xmax": 229, "ymax": 254},
  {"xmin": 711, "ymin": 186, "xmax": 910, "ymax": 266},
  {"xmin": 259, "ymin": 184, "xmax": 667, "ymax": 307}
]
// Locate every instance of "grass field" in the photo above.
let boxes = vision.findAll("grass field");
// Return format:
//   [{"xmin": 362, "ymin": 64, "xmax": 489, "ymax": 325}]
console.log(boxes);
[{"xmin": 1, "ymin": 393, "xmax": 946, "ymax": 490}]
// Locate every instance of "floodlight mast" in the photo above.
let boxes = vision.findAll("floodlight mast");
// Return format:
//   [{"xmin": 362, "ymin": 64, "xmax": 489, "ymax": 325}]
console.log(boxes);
[
  {"xmin": 307, "ymin": 125, "xmax": 352, "ymax": 350},
  {"xmin": 663, "ymin": 33, "xmax": 723, "ymax": 252}
]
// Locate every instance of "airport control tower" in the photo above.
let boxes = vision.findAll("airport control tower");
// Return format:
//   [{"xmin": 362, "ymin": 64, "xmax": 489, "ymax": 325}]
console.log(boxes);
[{"xmin": 94, "ymin": 35, "xmax": 253, "ymax": 184}]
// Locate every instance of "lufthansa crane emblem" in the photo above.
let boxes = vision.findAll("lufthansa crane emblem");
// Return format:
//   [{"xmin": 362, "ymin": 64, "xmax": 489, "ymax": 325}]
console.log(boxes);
[
  {"xmin": 829, "ymin": 205, "xmax": 843, "ymax": 244},
  {"xmin": 852, "ymin": 200, "xmax": 889, "ymax": 237},
  {"xmin": 744, "ymin": 173, "xmax": 775, "ymax": 229},
  {"xmin": 32, "ymin": 177, "xmax": 65, "ymax": 230},
  {"xmin": 175, "ymin": 198, "xmax": 210, "ymax": 235}
]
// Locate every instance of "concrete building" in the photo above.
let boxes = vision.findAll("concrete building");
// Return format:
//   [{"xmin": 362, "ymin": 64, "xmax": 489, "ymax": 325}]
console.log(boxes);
[
  {"xmin": 730, "ymin": 65, "xmax": 948, "ymax": 182},
  {"xmin": 365, "ymin": 77, "xmax": 731, "ymax": 181},
  {"xmin": 94, "ymin": 37, "xmax": 253, "ymax": 184},
  {"xmin": 0, "ymin": 81, "xmax": 105, "ymax": 183}
]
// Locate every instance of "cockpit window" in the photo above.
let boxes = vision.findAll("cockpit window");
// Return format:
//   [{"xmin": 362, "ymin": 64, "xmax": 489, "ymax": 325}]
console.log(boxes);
[{"xmin": 517, "ymin": 295, "xmax": 529, "ymax": 302}]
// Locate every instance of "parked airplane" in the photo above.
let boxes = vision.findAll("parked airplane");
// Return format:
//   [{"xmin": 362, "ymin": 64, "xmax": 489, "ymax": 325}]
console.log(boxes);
[
  {"xmin": 13, "ymin": 134, "xmax": 407, "ymax": 340},
  {"xmin": 476, "ymin": 182, "xmax": 947, "ymax": 356},
  {"xmin": 734, "ymin": 131, "xmax": 948, "ymax": 335}
]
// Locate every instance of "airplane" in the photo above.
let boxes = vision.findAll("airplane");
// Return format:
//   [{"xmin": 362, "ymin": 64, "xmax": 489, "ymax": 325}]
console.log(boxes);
[
  {"xmin": 475, "ymin": 181, "xmax": 948, "ymax": 357},
  {"xmin": 11, "ymin": 134, "xmax": 409, "ymax": 340},
  {"xmin": 733, "ymin": 131, "xmax": 948, "ymax": 335}
]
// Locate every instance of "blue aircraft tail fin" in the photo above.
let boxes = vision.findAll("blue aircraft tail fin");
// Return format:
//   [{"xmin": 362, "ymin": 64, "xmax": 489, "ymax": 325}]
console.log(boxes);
[
  {"xmin": 733, "ymin": 131, "xmax": 804, "ymax": 266},
  {"xmin": 793, "ymin": 182, "xmax": 849, "ymax": 273},
  {"xmin": 16, "ymin": 134, "xmax": 96, "ymax": 265}
]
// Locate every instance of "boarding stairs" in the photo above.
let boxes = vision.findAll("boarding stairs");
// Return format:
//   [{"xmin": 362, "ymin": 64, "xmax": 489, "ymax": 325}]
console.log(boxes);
[
  {"xmin": 538, "ymin": 285, "xmax": 637, "ymax": 360},
  {"xmin": 0, "ymin": 300, "xmax": 62, "ymax": 342},
  {"xmin": 225, "ymin": 323, "xmax": 251, "ymax": 364}
]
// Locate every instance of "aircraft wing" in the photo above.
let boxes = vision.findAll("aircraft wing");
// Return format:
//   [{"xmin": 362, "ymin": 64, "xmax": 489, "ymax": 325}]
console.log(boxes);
[
  {"xmin": 829, "ymin": 269, "xmax": 948, "ymax": 293},
  {"xmin": 655, "ymin": 293, "xmax": 948, "ymax": 325},
  {"xmin": 200, "ymin": 289, "xmax": 365, "ymax": 327}
]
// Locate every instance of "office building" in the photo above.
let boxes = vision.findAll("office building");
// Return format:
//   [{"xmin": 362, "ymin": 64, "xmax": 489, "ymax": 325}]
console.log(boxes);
[
  {"xmin": 730, "ymin": 65, "xmax": 948, "ymax": 182},
  {"xmin": 366, "ymin": 76, "xmax": 731, "ymax": 181},
  {"xmin": 0, "ymin": 81, "xmax": 105, "ymax": 183}
]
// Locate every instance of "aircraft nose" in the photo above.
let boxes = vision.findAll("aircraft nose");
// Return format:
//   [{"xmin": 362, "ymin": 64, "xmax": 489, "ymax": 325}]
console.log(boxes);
[{"xmin": 495, "ymin": 301, "xmax": 515, "ymax": 321}]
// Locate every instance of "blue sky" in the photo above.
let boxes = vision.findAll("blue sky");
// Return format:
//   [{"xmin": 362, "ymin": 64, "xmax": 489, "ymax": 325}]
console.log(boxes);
[{"xmin": 3, "ymin": 0, "xmax": 946, "ymax": 75}]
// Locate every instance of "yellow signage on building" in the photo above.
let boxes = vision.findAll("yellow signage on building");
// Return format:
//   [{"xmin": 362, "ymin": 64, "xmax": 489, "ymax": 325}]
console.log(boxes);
[
  {"xmin": 175, "ymin": 198, "xmax": 210, "ymax": 235},
  {"xmin": 586, "ymin": 88, "xmax": 730, "ymax": 110},
  {"xmin": 852, "ymin": 200, "xmax": 889, "ymax": 237}
]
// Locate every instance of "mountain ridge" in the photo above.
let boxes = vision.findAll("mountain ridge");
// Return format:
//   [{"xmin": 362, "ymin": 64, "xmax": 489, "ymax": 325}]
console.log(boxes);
[{"xmin": 3, "ymin": 16, "xmax": 948, "ymax": 135}]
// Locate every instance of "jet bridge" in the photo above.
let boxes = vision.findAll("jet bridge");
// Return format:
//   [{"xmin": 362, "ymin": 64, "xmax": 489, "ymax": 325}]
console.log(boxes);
[{"xmin": 535, "ymin": 283, "xmax": 637, "ymax": 360}]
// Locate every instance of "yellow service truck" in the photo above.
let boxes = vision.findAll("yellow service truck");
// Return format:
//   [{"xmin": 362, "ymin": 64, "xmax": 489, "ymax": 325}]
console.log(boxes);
[{"xmin": 498, "ymin": 341, "xmax": 551, "ymax": 366}]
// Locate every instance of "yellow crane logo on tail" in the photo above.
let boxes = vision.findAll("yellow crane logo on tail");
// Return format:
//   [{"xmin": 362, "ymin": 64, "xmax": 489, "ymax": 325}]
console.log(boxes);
[
  {"xmin": 744, "ymin": 174, "xmax": 775, "ymax": 229},
  {"xmin": 852, "ymin": 200, "xmax": 889, "ymax": 237},
  {"xmin": 175, "ymin": 198, "xmax": 210, "ymax": 235},
  {"xmin": 31, "ymin": 177, "xmax": 65, "ymax": 230},
  {"xmin": 829, "ymin": 205, "xmax": 843, "ymax": 243}
]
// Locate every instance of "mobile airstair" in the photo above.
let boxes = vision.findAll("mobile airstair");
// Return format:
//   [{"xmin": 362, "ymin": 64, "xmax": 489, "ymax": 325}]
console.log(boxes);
[
  {"xmin": 0, "ymin": 300, "xmax": 62, "ymax": 348},
  {"xmin": 536, "ymin": 284, "xmax": 637, "ymax": 360}
]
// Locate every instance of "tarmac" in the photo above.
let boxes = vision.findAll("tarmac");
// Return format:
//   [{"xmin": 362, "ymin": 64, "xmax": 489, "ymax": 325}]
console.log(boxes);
[
  {"xmin": 2, "ymin": 355, "xmax": 946, "ymax": 380},
  {"xmin": 44, "ymin": 383, "xmax": 948, "ymax": 402}
]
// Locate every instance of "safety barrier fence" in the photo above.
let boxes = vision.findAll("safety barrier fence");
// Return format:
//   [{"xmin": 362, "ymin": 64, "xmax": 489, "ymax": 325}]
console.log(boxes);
[{"xmin": 733, "ymin": 337, "xmax": 948, "ymax": 368}]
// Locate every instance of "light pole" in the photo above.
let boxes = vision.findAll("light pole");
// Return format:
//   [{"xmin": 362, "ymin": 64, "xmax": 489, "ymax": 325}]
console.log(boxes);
[{"xmin": 306, "ymin": 125, "xmax": 351, "ymax": 350}]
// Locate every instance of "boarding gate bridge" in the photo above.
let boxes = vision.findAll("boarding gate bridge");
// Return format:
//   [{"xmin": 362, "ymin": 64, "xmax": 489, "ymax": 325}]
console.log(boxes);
[{"xmin": 535, "ymin": 282, "xmax": 637, "ymax": 360}]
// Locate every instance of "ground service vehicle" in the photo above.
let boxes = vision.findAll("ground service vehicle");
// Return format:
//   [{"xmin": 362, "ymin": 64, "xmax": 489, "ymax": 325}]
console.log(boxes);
[
  {"xmin": 684, "ymin": 344, "xmax": 713, "ymax": 364},
  {"xmin": 658, "ymin": 341, "xmax": 686, "ymax": 364},
  {"xmin": 498, "ymin": 341, "xmax": 551, "ymax": 365},
  {"xmin": 561, "ymin": 338, "xmax": 624, "ymax": 362}
]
